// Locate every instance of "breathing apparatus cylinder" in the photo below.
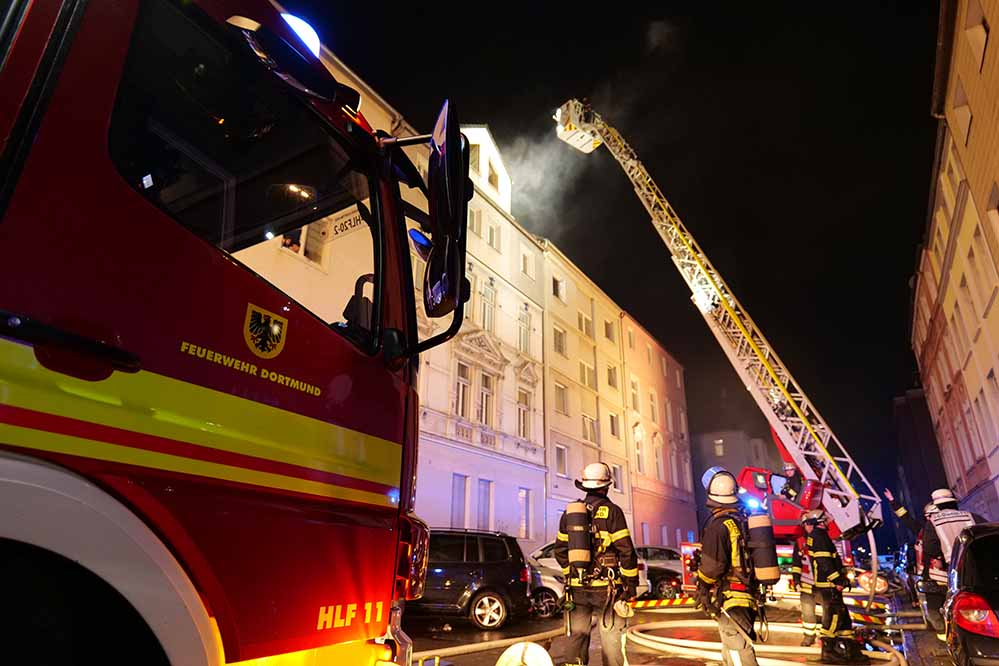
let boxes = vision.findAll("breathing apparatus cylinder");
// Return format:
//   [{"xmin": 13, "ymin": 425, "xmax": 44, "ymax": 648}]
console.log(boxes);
[
  {"xmin": 746, "ymin": 513, "xmax": 781, "ymax": 585},
  {"xmin": 799, "ymin": 479, "xmax": 824, "ymax": 510},
  {"xmin": 565, "ymin": 501, "xmax": 591, "ymax": 580}
]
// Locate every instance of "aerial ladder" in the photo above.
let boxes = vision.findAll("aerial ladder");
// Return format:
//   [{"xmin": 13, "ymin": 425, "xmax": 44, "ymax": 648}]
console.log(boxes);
[{"xmin": 553, "ymin": 99, "xmax": 883, "ymax": 546}]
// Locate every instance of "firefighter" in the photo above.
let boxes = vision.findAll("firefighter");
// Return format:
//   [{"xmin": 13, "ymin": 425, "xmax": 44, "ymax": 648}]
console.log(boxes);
[
  {"xmin": 790, "ymin": 513, "xmax": 818, "ymax": 647},
  {"xmin": 920, "ymin": 488, "xmax": 986, "ymax": 636},
  {"xmin": 552, "ymin": 462, "xmax": 638, "ymax": 666},
  {"xmin": 780, "ymin": 461, "xmax": 803, "ymax": 504},
  {"xmin": 883, "ymin": 488, "xmax": 937, "ymax": 607},
  {"xmin": 693, "ymin": 466, "xmax": 760, "ymax": 666},
  {"xmin": 803, "ymin": 509, "xmax": 869, "ymax": 664}
]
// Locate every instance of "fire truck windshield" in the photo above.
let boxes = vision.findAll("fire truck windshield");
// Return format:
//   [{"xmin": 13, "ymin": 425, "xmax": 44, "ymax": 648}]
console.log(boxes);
[{"xmin": 109, "ymin": 0, "xmax": 379, "ymax": 337}]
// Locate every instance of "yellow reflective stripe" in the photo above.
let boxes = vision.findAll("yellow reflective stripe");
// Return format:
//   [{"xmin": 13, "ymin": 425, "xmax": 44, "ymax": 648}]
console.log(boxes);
[
  {"xmin": 895, "ymin": 507, "xmax": 908, "ymax": 517},
  {"xmin": 809, "ymin": 551, "xmax": 836, "ymax": 558},
  {"xmin": 569, "ymin": 579, "xmax": 608, "ymax": 587},
  {"xmin": 813, "ymin": 581, "xmax": 834, "ymax": 588},
  {"xmin": 723, "ymin": 590, "xmax": 755, "ymax": 600},
  {"xmin": 722, "ymin": 598, "xmax": 755, "ymax": 610},
  {"xmin": 724, "ymin": 520, "xmax": 741, "ymax": 569},
  {"xmin": 562, "ymin": 566, "xmax": 570, "ymax": 574},
  {"xmin": 0, "ymin": 339, "xmax": 401, "ymax": 499},
  {"xmin": 610, "ymin": 528, "xmax": 631, "ymax": 542},
  {"xmin": 556, "ymin": 532, "xmax": 569, "ymax": 542},
  {"xmin": 827, "ymin": 571, "xmax": 841, "ymax": 581},
  {"xmin": 0, "ymin": 422, "xmax": 395, "ymax": 507},
  {"xmin": 697, "ymin": 570, "xmax": 717, "ymax": 584},
  {"xmin": 789, "ymin": 566, "xmax": 802, "ymax": 573},
  {"xmin": 619, "ymin": 566, "xmax": 638, "ymax": 577}
]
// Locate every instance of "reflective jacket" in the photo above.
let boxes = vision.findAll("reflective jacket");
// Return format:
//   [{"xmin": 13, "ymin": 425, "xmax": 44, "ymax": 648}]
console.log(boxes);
[
  {"xmin": 696, "ymin": 507, "xmax": 757, "ymax": 612},
  {"xmin": 791, "ymin": 535, "xmax": 814, "ymax": 590},
  {"xmin": 554, "ymin": 492, "xmax": 638, "ymax": 588},
  {"xmin": 806, "ymin": 527, "xmax": 845, "ymax": 589},
  {"xmin": 923, "ymin": 508, "xmax": 982, "ymax": 583},
  {"xmin": 782, "ymin": 473, "xmax": 803, "ymax": 504}
]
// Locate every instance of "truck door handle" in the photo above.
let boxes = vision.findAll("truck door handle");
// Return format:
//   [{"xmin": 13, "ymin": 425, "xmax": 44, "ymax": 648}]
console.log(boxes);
[{"xmin": 1, "ymin": 310, "xmax": 141, "ymax": 374}]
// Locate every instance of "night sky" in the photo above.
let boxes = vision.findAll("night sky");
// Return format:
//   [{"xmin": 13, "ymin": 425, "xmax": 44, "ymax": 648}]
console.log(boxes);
[{"xmin": 286, "ymin": 2, "xmax": 941, "ymax": 517}]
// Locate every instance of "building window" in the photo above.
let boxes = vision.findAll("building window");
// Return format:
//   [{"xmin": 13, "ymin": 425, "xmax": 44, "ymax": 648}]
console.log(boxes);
[
  {"xmin": 555, "ymin": 383, "xmax": 569, "ymax": 415},
  {"xmin": 469, "ymin": 144, "xmax": 480, "ymax": 174},
  {"xmin": 953, "ymin": 305, "xmax": 972, "ymax": 358},
  {"xmin": 661, "ymin": 356, "xmax": 668, "ymax": 377},
  {"xmin": 579, "ymin": 361, "xmax": 597, "ymax": 390},
  {"xmin": 611, "ymin": 464, "xmax": 623, "ymax": 492},
  {"xmin": 641, "ymin": 522, "xmax": 650, "ymax": 545},
  {"xmin": 646, "ymin": 344, "xmax": 653, "ymax": 365},
  {"xmin": 481, "ymin": 283, "xmax": 496, "ymax": 332},
  {"xmin": 519, "ymin": 310, "xmax": 531, "ymax": 354},
  {"xmin": 487, "ymin": 224, "xmax": 501, "ymax": 252},
  {"xmin": 972, "ymin": 225, "xmax": 998, "ymax": 309},
  {"xmin": 660, "ymin": 525, "xmax": 670, "ymax": 546},
  {"xmin": 552, "ymin": 276, "xmax": 566, "ymax": 302},
  {"xmin": 960, "ymin": 274, "xmax": 980, "ymax": 323},
  {"xmin": 628, "ymin": 328, "xmax": 635, "ymax": 349},
  {"xmin": 974, "ymin": 391, "xmax": 996, "ymax": 455},
  {"xmin": 609, "ymin": 412, "xmax": 620, "ymax": 438},
  {"xmin": 554, "ymin": 326, "xmax": 567, "ymax": 357},
  {"xmin": 477, "ymin": 374, "xmax": 495, "ymax": 427},
  {"xmin": 521, "ymin": 250, "xmax": 534, "ymax": 278},
  {"xmin": 680, "ymin": 412, "xmax": 687, "ymax": 440},
  {"xmin": 517, "ymin": 390, "xmax": 531, "ymax": 439},
  {"xmin": 468, "ymin": 208, "xmax": 482, "ymax": 236},
  {"xmin": 477, "ymin": 479, "xmax": 493, "ymax": 530},
  {"xmin": 607, "ymin": 365, "xmax": 619, "ymax": 389},
  {"xmin": 666, "ymin": 398, "xmax": 674, "ymax": 432},
  {"xmin": 451, "ymin": 473, "xmax": 468, "ymax": 528},
  {"xmin": 518, "ymin": 488, "xmax": 532, "ymax": 539},
  {"xmin": 488, "ymin": 161, "xmax": 499, "ymax": 189},
  {"xmin": 654, "ymin": 441, "xmax": 664, "ymax": 481},
  {"xmin": 965, "ymin": 0, "xmax": 989, "ymax": 71},
  {"xmin": 714, "ymin": 439, "xmax": 725, "ymax": 457},
  {"xmin": 635, "ymin": 427, "xmax": 645, "ymax": 474},
  {"xmin": 649, "ymin": 390, "xmax": 659, "ymax": 424},
  {"xmin": 604, "ymin": 320, "xmax": 616, "ymax": 342},
  {"xmin": 577, "ymin": 312, "xmax": 594, "ymax": 338},
  {"xmin": 456, "ymin": 362, "xmax": 471, "ymax": 419},
  {"xmin": 630, "ymin": 378, "xmax": 640, "ymax": 411},
  {"xmin": 675, "ymin": 368, "xmax": 682, "ymax": 389},
  {"xmin": 555, "ymin": 444, "xmax": 568, "ymax": 477},
  {"xmin": 582, "ymin": 414, "xmax": 597, "ymax": 443},
  {"xmin": 953, "ymin": 78, "xmax": 973, "ymax": 146}
]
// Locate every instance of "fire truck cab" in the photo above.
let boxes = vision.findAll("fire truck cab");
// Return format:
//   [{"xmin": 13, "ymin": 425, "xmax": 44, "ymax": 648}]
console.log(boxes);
[{"xmin": 0, "ymin": 1, "xmax": 467, "ymax": 664}]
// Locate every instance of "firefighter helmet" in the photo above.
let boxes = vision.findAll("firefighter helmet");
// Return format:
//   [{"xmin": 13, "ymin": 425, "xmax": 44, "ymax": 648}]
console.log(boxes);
[
  {"xmin": 931, "ymin": 488, "xmax": 956, "ymax": 506},
  {"xmin": 782, "ymin": 461, "xmax": 797, "ymax": 475},
  {"xmin": 801, "ymin": 509, "xmax": 826, "ymax": 525},
  {"xmin": 576, "ymin": 462, "xmax": 613, "ymax": 491},
  {"xmin": 701, "ymin": 466, "xmax": 739, "ymax": 505}
]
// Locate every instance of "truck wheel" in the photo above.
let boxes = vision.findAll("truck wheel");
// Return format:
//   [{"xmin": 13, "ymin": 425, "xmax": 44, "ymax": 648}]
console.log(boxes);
[
  {"xmin": 0, "ymin": 539, "xmax": 169, "ymax": 665},
  {"xmin": 470, "ymin": 591, "xmax": 508, "ymax": 629}
]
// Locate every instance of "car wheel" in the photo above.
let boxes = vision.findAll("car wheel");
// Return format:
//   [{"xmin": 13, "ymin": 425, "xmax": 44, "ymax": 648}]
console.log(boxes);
[
  {"xmin": 654, "ymin": 578, "xmax": 678, "ymax": 599},
  {"xmin": 533, "ymin": 588, "xmax": 559, "ymax": 619},
  {"xmin": 470, "ymin": 591, "xmax": 508, "ymax": 629}
]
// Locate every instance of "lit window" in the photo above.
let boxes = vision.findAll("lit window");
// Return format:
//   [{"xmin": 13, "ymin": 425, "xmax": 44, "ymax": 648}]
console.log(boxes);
[
  {"xmin": 555, "ymin": 445, "xmax": 568, "ymax": 477},
  {"xmin": 554, "ymin": 327, "xmax": 567, "ymax": 356},
  {"xmin": 577, "ymin": 312, "xmax": 593, "ymax": 338},
  {"xmin": 478, "ymin": 374, "xmax": 494, "ymax": 427},
  {"xmin": 456, "ymin": 363, "xmax": 471, "ymax": 419},
  {"xmin": 714, "ymin": 439, "xmax": 725, "ymax": 457},
  {"xmin": 582, "ymin": 415, "xmax": 597, "ymax": 443},
  {"xmin": 579, "ymin": 362, "xmax": 596, "ymax": 390},
  {"xmin": 518, "ymin": 488, "xmax": 532, "ymax": 539},
  {"xmin": 517, "ymin": 390, "xmax": 531, "ymax": 439}
]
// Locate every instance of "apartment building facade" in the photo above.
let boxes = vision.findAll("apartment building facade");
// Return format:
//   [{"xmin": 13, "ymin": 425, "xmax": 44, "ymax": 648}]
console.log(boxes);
[{"xmin": 910, "ymin": 0, "xmax": 999, "ymax": 519}]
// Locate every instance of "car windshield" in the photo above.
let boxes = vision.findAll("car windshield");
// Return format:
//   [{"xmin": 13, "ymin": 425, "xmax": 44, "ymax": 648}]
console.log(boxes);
[{"xmin": 964, "ymin": 535, "xmax": 999, "ymax": 589}]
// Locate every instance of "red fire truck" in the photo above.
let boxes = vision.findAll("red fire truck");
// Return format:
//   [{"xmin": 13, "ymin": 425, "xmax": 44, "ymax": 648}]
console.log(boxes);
[{"xmin": 0, "ymin": 1, "xmax": 468, "ymax": 663}]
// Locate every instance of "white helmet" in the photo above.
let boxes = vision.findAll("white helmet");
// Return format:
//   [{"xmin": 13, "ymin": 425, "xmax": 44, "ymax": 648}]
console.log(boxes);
[
  {"xmin": 702, "ymin": 466, "xmax": 739, "ymax": 505},
  {"xmin": 783, "ymin": 461, "xmax": 797, "ymax": 474},
  {"xmin": 931, "ymin": 488, "xmax": 956, "ymax": 506},
  {"xmin": 801, "ymin": 509, "xmax": 827, "ymax": 525},
  {"xmin": 576, "ymin": 462, "xmax": 613, "ymax": 490}
]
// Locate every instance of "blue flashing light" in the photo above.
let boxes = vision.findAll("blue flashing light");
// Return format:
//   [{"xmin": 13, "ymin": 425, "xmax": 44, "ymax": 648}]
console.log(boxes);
[
  {"xmin": 281, "ymin": 13, "xmax": 321, "ymax": 58},
  {"xmin": 746, "ymin": 498, "xmax": 761, "ymax": 510}
]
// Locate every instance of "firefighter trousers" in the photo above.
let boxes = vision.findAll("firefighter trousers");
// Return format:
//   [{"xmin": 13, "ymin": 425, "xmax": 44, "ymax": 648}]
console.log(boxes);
[
  {"xmin": 551, "ymin": 587, "xmax": 627, "ymax": 666},
  {"xmin": 924, "ymin": 590, "xmax": 946, "ymax": 633},
  {"xmin": 800, "ymin": 589, "xmax": 818, "ymax": 640},
  {"xmin": 717, "ymin": 607, "xmax": 759, "ymax": 666},
  {"xmin": 818, "ymin": 588, "xmax": 853, "ymax": 640}
]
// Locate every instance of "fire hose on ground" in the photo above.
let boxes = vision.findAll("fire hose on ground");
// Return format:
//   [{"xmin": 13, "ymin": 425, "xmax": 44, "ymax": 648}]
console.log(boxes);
[
  {"xmin": 411, "ymin": 628, "xmax": 564, "ymax": 666},
  {"xmin": 625, "ymin": 620, "xmax": 908, "ymax": 666}
]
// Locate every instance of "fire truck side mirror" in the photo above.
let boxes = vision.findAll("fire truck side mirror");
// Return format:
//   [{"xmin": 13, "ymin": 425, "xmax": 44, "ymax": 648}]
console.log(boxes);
[{"xmin": 423, "ymin": 99, "xmax": 470, "ymax": 319}]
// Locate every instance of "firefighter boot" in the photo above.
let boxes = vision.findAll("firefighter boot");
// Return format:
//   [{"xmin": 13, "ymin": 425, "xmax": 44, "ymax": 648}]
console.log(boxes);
[
  {"xmin": 800, "ymin": 633, "xmax": 816, "ymax": 647},
  {"xmin": 820, "ymin": 638, "xmax": 870, "ymax": 665}
]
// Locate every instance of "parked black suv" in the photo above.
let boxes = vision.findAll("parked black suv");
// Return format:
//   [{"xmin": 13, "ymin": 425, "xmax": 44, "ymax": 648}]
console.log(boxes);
[{"xmin": 406, "ymin": 529, "xmax": 532, "ymax": 629}]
